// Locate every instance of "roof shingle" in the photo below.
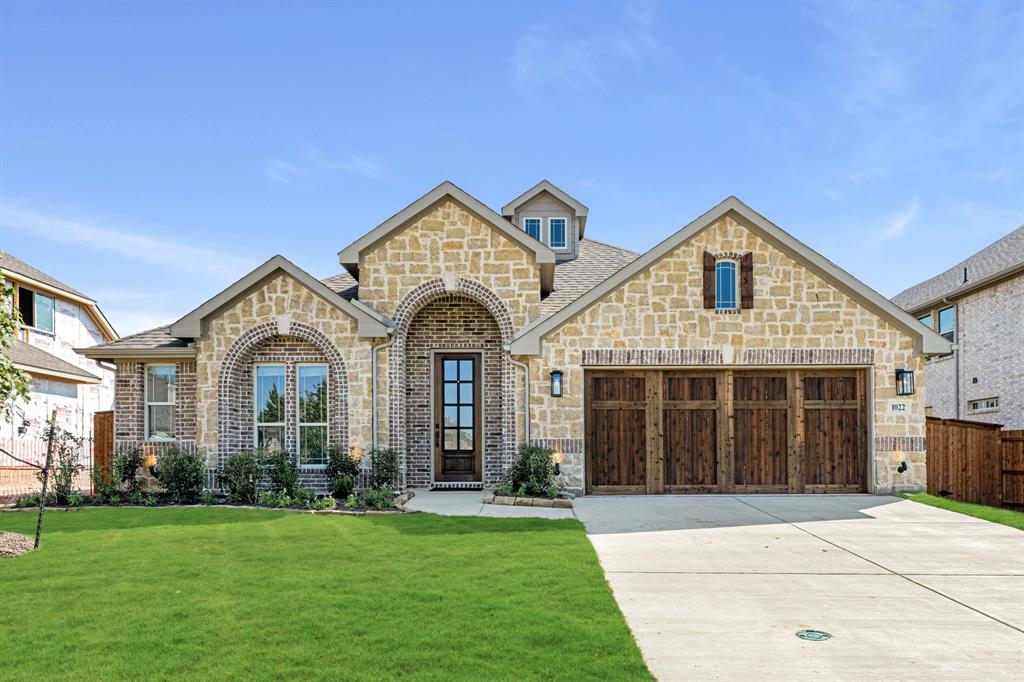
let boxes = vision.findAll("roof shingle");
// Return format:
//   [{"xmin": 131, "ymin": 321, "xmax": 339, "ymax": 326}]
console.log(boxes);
[
  {"xmin": 5, "ymin": 339, "xmax": 99, "ymax": 381},
  {"xmin": 541, "ymin": 239, "xmax": 639, "ymax": 316},
  {"xmin": 0, "ymin": 251, "xmax": 90, "ymax": 300}
]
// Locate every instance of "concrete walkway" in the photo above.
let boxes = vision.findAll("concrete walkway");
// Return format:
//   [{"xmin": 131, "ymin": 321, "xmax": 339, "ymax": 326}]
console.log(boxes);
[
  {"xmin": 574, "ymin": 495, "xmax": 1024, "ymax": 681},
  {"xmin": 403, "ymin": 489, "xmax": 575, "ymax": 519}
]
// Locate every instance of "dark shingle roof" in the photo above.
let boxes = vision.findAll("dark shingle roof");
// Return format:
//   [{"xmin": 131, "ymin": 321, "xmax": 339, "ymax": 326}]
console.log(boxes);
[
  {"xmin": 892, "ymin": 226, "xmax": 1024, "ymax": 312},
  {"xmin": 5, "ymin": 339, "xmax": 99, "ymax": 381},
  {"xmin": 541, "ymin": 239, "xmax": 640, "ymax": 315},
  {"xmin": 85, "ymin": 326, "xmax": 191, "ymax": 352},
  {"xmin": 320, "ymin": 272, "xmax": 359, "ymax": 300},
  {"xmin": 0, "ymin": 251, "xmax": 90, "ymax": 299}
]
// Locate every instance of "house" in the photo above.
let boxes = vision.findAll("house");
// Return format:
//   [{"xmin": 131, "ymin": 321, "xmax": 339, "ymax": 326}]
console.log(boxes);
[
  {"xmin": 892, "ymin": 226, "xmax": 1024, "ymax": 429},
  {"xmin": 78, "ymin": 181, "xmax": 951, "ymax": 495},
  {"xmin": 1, "ymin": 251, "xmax": 118, "ymax": 441}
]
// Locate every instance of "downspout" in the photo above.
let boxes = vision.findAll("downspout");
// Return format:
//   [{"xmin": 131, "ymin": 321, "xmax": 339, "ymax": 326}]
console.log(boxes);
[
  {"xmin": 370, "ymin": 336, "xmax": 395, "ymax": 451},
  {"xmin": 507, "ymin": 354, "xmax": 531, "ymax": 445}
]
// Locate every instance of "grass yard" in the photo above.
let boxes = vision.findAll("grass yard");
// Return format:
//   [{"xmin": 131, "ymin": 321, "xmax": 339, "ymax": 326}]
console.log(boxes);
[
  {"xmin": 902, "ymin": 492, "xmax": 1024, "ymax": 530},
  {"xmin": 0, "ymin": 508, "xmax": 651, "ymax": 681}
]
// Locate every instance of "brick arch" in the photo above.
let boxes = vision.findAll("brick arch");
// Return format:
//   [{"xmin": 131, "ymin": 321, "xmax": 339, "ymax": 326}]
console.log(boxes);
[
  {"xmin": 389, "ymin": 278, "xmax": 516, "ymax": 486},
  {"xmin": 217, "ymin": 320, "xmax": 348, "ymax": 464}
]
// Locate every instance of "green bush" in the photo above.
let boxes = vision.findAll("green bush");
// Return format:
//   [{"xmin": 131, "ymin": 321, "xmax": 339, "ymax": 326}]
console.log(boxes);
[
  {"xmin": 39, "ymin": 424, "xmax": 85, "ymax": 505},
  {"xmin": 154, "ymin": 447, "xmax": 206, "ymax": 503},
  {"xmin": 15, "ymin": 494, "xmax": 39, "ymax": 508},
  {"xmin": 262, "ymin": 450, "xmax": 299, "ymax": 496},
  {"xmin": 113, "ymin": 448, "xmax": 145, "ymax": 494},
  {"xmin": 68, "ymin": 492, "xmax": 84, "ymax": 507},
  {"xmin": 325, "ymin": 446, "xmax": 359, "ymax": 498},
  {"xmin": 200, "ymin": 489, "xmax": 216, "ymax": 505},
  {"xmin": 499, "ymin": 444, "xmax": 558, "ymax": 498},
  {"xmin": 312, "ymin": 495, "xmax": 336, "ymax": 511},
  {"xmin": 368, "ymin": 448, "xmax": 399, "ymax": 490},
  {"xmin": 221, "ymin": 450, "xmax": 262, "ymax": 504},
  {"xmin": 257, "ymin": 490, "xmax": 291, "ymax": 508},
  {"xmin": 143, "ymin": 493, "xmax": 158, "ymax": 507},
  {"xmin": 344, "ymin": 484, "xmax": 395, "ymax": 510}
]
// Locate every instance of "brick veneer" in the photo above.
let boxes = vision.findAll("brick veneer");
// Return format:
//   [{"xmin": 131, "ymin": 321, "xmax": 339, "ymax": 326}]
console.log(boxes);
[
  {"xmin": 113, "ymin": 359, "xmax": 196, "ymax": 447},
  {"xmin": 389, "ymin": 278, "xmax": 516, "ymax": 487},
  {"xmin": 217, "ymin": 321, "xmax": 347, "ymax": 469}
]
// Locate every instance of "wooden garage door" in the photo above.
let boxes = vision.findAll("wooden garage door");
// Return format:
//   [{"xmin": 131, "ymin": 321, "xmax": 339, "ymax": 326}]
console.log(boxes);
[
  {"xmin": 585, "ymin": 369, "xmax": 867, "ymax": 494},
  {"xmin": 586, "ymin": 373, "xmax": 648, "ymax": 493}
]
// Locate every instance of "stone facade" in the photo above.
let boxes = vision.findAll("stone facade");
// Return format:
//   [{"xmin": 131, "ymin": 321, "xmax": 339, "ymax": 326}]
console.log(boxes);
[
  {"xmin": 525, "ymin": 215, "xmax": 927, "ymax": 493},
  {"xmin": 922, "ymin": 275, "xmax": 1024, "ymax": 429}
]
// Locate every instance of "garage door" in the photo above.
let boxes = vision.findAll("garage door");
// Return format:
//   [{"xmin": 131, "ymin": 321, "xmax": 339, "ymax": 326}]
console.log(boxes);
[{"xmin": 585, "ymin": 369, "xmax": 867, "ymax": 494}]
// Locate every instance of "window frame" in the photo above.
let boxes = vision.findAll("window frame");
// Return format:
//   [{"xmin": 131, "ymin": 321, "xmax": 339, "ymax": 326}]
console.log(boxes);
[
  {"xmin": 295, "ymin": 363, "xmax": 329, "ymax": 467},
  {"xmin": 523, "ymin": 217, "xmax": 542, "ymax": 241},
  {"xmin": 937, "ymin": 306, "xmax": 955, "ymax": 344},
  {"xmin": 967, "ymin": 397, "xmax": 999, "ymax": 414},
  {"xmin": 714, "ymin": 259, "xmax": 739, "ymax": 311},
  {"xmin": 253, "ymin": 363, "xmax": 287, "ymax": 452},
  {"xmin": 144, "ymin": 363, "xmax": 177, "ymax": 442},
  {"xmin": 15, "ymin": 286, "xmax": 55, "ymax": 334},
  {"xmin": 548, "ymin": 217, "xmax": 568, "ymax": 249}
]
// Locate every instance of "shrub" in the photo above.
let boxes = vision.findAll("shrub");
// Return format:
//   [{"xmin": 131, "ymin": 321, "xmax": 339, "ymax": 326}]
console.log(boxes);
[
  {"xmin": 154, "ymin": 447, "xmax": 206, "ymax": 503},
  {"xmin": 290, "ymin": 486, "xmax": 316, "ymax": 509},
  {"xmin": 257, "ymin": 490, "xmax": 291, "ymax": 508},
  {"xmin": 130, "ymin": 491, "xmax": 144, "ymax": 506},
  {"xmin": 68, "ymin": 492, "xmax": 84, "ymax": 507},
  {"xmin": 262, "ymin": 450, "xmax": 299, "ymax": 496},
  {"xmin": 200, "ymin": 489, "xmax": 216, "ymax": 505},
  {"xmin": 368, "ymin": 448, "xmax": 399, "ymax": 490},
  {"xmin": 312, "ymin": 495, "xmax": 336, "ymax": 511},
  {"xmin": 221, "ymin": 450, "xmax": 262, "ymax": 504},
  {"xmin": 39, "ymin": 424, "xmax": 85, "ymax": 505},
  {"xmin": 91, "ymin": 467, "xmax": 119, "ymax": 502},
  {"xmin": 143, "ymin": 493, "xmax": 158, "ymax": 507},
  {"xmin": 113, "ymin": 448, "xmax": 145, "ymax": 494},
  {"xmin": 344, "ymin": 485, "xmax": 395, "ymax": 510},
  {"xmin": 330, "ymin": 475, "xmax": 353, "ymax": 500},
  {"xmin": 15, "ymin": 494, "xmax": 38, "ymax": 508},
  {"xmin": 499, "ymin": 444, "xmax": 558, "ymax": 498},
  {"xmin": 325, "ymin": 446, "xmax": 359, "ymax": 498}
]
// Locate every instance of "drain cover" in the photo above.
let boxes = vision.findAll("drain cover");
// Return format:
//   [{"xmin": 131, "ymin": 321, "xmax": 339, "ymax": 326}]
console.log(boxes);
[{"xmin": 796, "ymin": 629, "xmax": 832, "ymax": 641}]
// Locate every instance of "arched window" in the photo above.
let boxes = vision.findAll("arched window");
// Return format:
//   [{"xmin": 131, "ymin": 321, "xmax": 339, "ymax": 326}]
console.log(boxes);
[{"xmin": 715, "ymin": 260, "xmax": 738, "ymax": 310}]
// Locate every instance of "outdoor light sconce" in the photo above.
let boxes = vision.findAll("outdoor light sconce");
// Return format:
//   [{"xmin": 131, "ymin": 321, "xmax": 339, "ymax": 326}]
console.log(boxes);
[
  {"xmin": 895, "ymin": 369, "xmax": 915, "ymax": 396},
  {"xmin": 550, "ymin": 370, "xmax": 564, "ymax": 398},
  {"xmin": 552, "ymin": 450, "xmax": 565, "ymax": 476}
]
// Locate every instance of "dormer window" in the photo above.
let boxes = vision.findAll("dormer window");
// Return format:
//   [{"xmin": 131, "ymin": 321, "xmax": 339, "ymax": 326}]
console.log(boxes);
[
  {"xmin": 715, "ymin": 260, "xmax": 738, "ymax": 310},
  {"xmin": 524, "ymin": 217, "xmax": 541, "ymax": 241},
  {"xmin": 549, "ymin": 218, "xmax": 567, "ymax": 249}
]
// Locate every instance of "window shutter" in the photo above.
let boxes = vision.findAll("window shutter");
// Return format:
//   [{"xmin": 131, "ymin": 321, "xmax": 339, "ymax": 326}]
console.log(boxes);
[
  {"xmin": 702, "ymin": 251, "xmax": 715, "ymax": 309},
  {"xmin": 740, "ymin": 252, "xmax": 754, "ymax": 309}
]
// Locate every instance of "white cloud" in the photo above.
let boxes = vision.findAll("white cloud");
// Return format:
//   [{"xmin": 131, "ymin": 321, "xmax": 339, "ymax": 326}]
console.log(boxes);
[
  {"xmin": 875, "ymin": 198, "xmax": 919, "ymax": 241},
  {"xmin": 512, "ymin": 2, "xmax": 661, "ymax": 94},
  {"xmin": 264, "ymin": 147, "xmax": 386, "ymax": 184},
  {"xmin": 0, "ymin": 205, "xmax": 255, "ymax": 281}
]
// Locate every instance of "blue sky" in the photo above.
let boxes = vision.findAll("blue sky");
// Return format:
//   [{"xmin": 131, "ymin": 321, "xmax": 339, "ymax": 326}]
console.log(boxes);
[{"xmin": 1, "ymin": 1, "xmax": 1021, "ymax": 336}]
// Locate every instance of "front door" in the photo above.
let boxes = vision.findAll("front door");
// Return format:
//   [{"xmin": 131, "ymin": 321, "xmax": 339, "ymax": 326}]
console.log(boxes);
[{"xmin": 434, "ymin": 353, "xmax": 482, "ymax": 482}]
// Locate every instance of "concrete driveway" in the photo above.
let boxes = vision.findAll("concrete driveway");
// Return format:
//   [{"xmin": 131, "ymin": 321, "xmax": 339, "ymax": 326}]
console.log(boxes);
[{"xmin": 575, "ymin": 495, "xmax": 1024, "ymax": 681}]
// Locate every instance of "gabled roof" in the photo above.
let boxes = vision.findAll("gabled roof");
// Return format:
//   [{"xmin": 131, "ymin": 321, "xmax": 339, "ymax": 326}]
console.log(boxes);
[
  {"xmin": 168, "ymin": 255, "xmax": 391, "ymax": 339},
  {"xmin": 0, "ymin": 251, "xmax": 118, "ymax": 341},
  {"xmin": 542, "ymin": 239, "xmax": 639, "ymax": 316},
  {"xmin": 892, "ymin": 226, "xmax": 1024, "ymax": 313},
  {"xmin": 76, "ymin": 326, "xmax": 195, "ymax": 361},
  {"xmin": 6, "ymin": 339, "xmax": 100, "ymax": 383},
  {"xmin": 501, "ymin": 180, "xmax": 589, "ymax": 236},
  {"xmin": 509, "ymin": 196, "xmax": 952, "ymax": 357},
  {"xmin": 338, "ymin": 181, "xmax": 557, "ymax": 295}
]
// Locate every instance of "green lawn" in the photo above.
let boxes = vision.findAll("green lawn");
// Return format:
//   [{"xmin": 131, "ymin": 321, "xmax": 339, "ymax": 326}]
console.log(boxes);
[
  {"xmin": 0, "ymin": 508, "xmax": 650, "ymax": 681},
  {"xmin": 901, "ymin": 492, "xmax": 1024, "ymax": 530}
]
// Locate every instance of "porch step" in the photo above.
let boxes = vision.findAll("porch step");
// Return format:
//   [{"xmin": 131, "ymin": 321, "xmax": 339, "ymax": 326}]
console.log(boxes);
[{"xmin": 429, "ymin": 482, "xmax": 485, "ymax": 491}]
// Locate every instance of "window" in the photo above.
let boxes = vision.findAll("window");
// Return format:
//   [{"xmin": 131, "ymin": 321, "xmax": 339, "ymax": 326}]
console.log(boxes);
[
  {"xmin": 548, "ymin": 218, "xmax": 567, "ymax": 249},
  {"xmin": 254, "ymin": 365, "xmax": 286, "ymax": 451},
  {"xmin": 523, "ymin": 217, "xmax": 541, "ymax": 241},
  {"xmin": 297, "ymin": 365, "xmax": 328, "ymax": 466},
  {"xmin": 441, "ymin": 358, "xmax": 475, "ymax": 451},
  {"xmin": 145, "ymin": 364, "xmax": 176, "ymax": 440},
  {"xmin": 917, "ymin": 313, "xmax": 933, "ymax": 329},
  {"xmin": 715, "ymin": 260, "xmax": 738, "ymax": 310},
  {"xmin": 968, "ymin": 397, "xmax": 999, "ymax": 413},
  {"xmin": 938, "ymin": 306, "xmax": 955, "ymax": 344},
  {"xmin": 16, "ymin": 287, "xmax": 54, "ymax": 333}
]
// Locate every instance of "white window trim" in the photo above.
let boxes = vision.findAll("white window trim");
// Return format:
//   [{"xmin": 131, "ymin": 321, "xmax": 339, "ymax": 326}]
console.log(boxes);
[
  {"xmin": 253, "ymin": 363, "xmax": 287, "ymax": 450},
  {"xmin": 967, "ymin": 397, "xmax": 999, "ymax": 414},
  {"xmin": 548, "ymin": 217, "xmax": 568, "ymax": 250},
  {"xmin": 715, "ymin": 259, "xmax": 739, "ymax": 310},
  {"xmin": 522, "ymin": 217, "xmax": 542, "ymax": 242},
  {"xmin": 296, "ymin": 363, "xmax": 329, "ymax": 467},
  {"xmin": 144, "ymin": 363, "xmax": 176, "ymax": 442}
]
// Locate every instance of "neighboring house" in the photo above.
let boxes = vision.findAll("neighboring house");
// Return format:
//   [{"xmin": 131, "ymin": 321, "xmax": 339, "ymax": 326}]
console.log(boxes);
[
  {"xmin": 892, "ymin": 227, "xmax": 1024, "ymax": 429},
  {"xmin": 78, "ymin": 181, "xmax": 950, "ymax": 495},
  {"xmin": 1, "ymin": 252, "xmax": 118, "ymax": 441}
]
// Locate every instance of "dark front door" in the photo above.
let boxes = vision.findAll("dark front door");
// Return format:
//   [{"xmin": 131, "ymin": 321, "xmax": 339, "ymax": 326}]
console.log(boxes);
[{"xmin": 434, "ymin": 353, "xmax": 482, "ymax": 482}]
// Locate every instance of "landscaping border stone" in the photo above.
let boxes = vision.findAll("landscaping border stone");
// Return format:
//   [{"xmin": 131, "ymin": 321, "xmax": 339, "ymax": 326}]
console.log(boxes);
[{"xmin": 484, "ymin": 492, "xmax": 573, "ymax": 509}]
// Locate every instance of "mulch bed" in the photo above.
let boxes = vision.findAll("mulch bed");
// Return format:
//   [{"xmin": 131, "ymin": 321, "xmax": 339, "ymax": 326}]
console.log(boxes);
[{"xmin": 0, "ymin": 531, "xmax": 35, "ymax": 558}]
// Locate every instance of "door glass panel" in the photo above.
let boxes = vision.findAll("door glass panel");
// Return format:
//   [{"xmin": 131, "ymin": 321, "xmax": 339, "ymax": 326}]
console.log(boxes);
[
  {"xmin": 459, "ymin": 406, "xmax": 473, "ymax": 427},
  {"xmin": 459, "ymin": 429, "xmax": 474, "ymax": 450},
  {"xmin": 444, "ymin": 360, "xmax": 458, "ymax": 381},
  {"xmin": 443, "ymin": 406, "xmax": 458, "ymax": 427},
  {"xmin": 459, "ymin": 383, "xmax": 473, "ymax": 403},
  {"xmin": 459, "ymin": 360, "xmax": 474, "ymax": 380},
  {"xmin": 444, "ymin": 383, "xmax": 457, "ymax": 404},
  {"xmin": 444, "ymin": 429, "xmax": 458, "ymax": 449}
]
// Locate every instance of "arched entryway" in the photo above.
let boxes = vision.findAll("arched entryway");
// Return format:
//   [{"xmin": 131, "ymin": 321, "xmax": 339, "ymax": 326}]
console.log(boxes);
[{"xmin": 389, "ymin": 278, "xmax": 516, "ymax": 488}]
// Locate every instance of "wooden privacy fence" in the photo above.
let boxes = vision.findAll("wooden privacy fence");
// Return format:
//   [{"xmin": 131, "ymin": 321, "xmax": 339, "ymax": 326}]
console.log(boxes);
[{"xmin": 926, "ymin": 417, "xmax": 1024, "ymax": 509}]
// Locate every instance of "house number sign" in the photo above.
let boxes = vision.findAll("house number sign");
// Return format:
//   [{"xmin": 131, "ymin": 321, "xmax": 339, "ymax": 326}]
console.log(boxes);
[{"xmin": 888, "ymin": 401, "xmax": 910, "ymax": 413}]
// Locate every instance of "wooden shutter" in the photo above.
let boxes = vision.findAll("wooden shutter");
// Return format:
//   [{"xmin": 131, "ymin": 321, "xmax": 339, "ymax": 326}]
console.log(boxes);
[
  {"xmin": 740, "ymin": 252, "xmax": 754, "ymax": 309},
  {"xmin": 703, "ymin": 252, "xmax": 715, "ymax": 309}
]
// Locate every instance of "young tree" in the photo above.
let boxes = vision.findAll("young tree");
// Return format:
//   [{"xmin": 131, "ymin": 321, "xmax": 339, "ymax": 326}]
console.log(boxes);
[{"xmin": 0, "ymin": 275, "xmax": 32, "ymax": 420}]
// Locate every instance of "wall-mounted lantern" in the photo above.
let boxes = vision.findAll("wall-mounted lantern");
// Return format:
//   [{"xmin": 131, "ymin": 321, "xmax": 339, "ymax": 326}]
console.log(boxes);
[
  {"xmin": 552, "ymin": 449, "xmax": 565, "ymax": 476},
  {"xmin": 550, "ymin": 370, "xmax": 564, "ymax": 398},
  {"xmin": 895, "ymin": 369, "xmax": 915, "ymax": 396}
]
